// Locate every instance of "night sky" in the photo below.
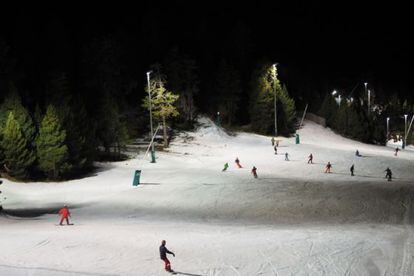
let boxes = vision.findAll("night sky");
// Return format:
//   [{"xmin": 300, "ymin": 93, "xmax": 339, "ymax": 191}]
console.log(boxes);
[{"xmin": 1, "ymin": 2, "xmax": 413, "ymax": 110}]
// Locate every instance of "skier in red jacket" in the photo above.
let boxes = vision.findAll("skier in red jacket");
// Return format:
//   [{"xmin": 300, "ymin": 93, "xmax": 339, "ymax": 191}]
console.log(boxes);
[{"xmin": 58, "ymin": 205, "xmax": 71, "ymax": 225}]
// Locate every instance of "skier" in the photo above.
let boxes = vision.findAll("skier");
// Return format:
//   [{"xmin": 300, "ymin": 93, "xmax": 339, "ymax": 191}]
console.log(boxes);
[
  {"xmin": 325, "ymin": 162, "xmax": 332, "ymax": 173},
  {"xmin": 285, "ymin": 152, "xmax": 289, "ymax": 161},
  {"xmin": 307, "ymin": 153, "xmax": 313, "ymax": 164},
  {"xmin": 251, "ymin": 166, "xmax": 258, "ymax": 178},
  {"xmin": 385, "ymin": 167, "xmax": 392, "ymax": 181},
  {"xmin": 394, "ymin": 147, "xmax": 399, "ymax": 156},
  {"xmin": 350, "ymin": 164, "xmax": 354, "ymax": 176},
  {"xmin": 271, "ymin": 137, "xmax": 275, "ymax": 146},
  {"xmin": 235, "ymin": 157, "xmax": 242, "ymax": 168},
  {"xmin": 276, "ymin": 140, "xmax": 279, "ymax": 147},
  {"xmin": 355, "ymin": 150, "xmax": 361, "ymax": 157},
  {"xmin": 58, "ymin": 205, "xmax": 71, "ymax": 225},
  {"xmin": 222, "ymin": 162, "xmax": 229, "ymax": 172},
  {"xmin": 159, "ymin": 240, "xmax": 175, "ymax": 273},
  {"xmin": 274, "ymin": 145, "xmax": 278, "ymax": 155}
]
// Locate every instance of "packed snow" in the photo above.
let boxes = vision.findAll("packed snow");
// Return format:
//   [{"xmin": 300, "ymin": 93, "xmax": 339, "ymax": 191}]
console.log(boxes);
[{"xmin": 1, "ymin": 117, "xmax": 414, "ymax": 276}]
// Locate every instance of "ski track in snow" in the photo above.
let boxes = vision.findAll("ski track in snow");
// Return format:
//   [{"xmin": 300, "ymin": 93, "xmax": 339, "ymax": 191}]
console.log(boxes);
[{"xmin": 1, "ymin": 118, "xmax": 414, "ymax": 275}]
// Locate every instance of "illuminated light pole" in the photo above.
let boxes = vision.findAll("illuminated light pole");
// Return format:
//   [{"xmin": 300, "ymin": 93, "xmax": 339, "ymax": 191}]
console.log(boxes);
[
  {"xmin": 364, "ymin": 82, "xmax": 369, "ymax": 112},
  {"xmin": 404, "ymin": 114, "xmax": 408, "ymax": 149},
  {"xmin": 146, "ymin": 71, "xmax": 156, "ymax": 163},
  {"xmin": 386, "ymin": 117, "xmax": 390, "ymax": 140},
  {"xmin": 368, "ymin": 89, "xmax": 371, "ymax": 112},
  {"xmin": 272, "ymin": 63, "xmax": 278, "ymax": 137}
]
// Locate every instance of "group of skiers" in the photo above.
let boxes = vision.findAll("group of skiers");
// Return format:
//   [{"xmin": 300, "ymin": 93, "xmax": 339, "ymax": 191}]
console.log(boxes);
[
  {"xmin": 310, "ymin": 150, "xmax": 393, "ymax": 180},
  {"xmin": 223, "ymin": 136, "xmax": 396, "ymax": 182},
  {"xmin": 222, "ymin": 158, "xmax": 258, "ymax": 178}
]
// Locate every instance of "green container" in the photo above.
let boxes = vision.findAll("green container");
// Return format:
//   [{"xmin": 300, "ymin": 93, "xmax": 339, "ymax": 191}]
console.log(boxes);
[
  {"xmin": 295, "ymin": 134, "xmax": 300, "ymax": 144},
  {"xmin": 133, "ymin": 170, "xmax": 141, "ymax": 186}
]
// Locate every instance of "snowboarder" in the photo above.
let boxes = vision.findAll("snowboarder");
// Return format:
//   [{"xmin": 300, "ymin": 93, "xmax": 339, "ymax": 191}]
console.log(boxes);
[
  {"xmin": 285, "ymin": 152, "xmax": 289, "ymax": 161},
  {"xmin": 251, "ymin": 166, "xmax": 258, "ymax": 178},
  {"xmin": 271, "ymin": 137, "xmax": 275, "ymax": 146},
  {"xmin": 274, "ymin": 145, "xmax": 278, "ymax": 155},
  {"xmin": 159, "ymin": 240, "xmax": 175, "ymax": 273},
  {"xmin": 222, "ymin": 162, "xmax": 229, "ymax": 172},
  {"xmin": 235, "ymin": 157, "xmax": 242, "ymax": 168},
  {"xmin": 350, "ymin": 164, "xmax": 354, "ymax": 176},
  {"xmin": 58, "ymin": 205, "xmax": 71, "ymax": 225},
  {"xmin": 307, "ymin": 153, "xmax": 313, "ymax": 164},
  {"xmin": 355, "ymin": 150, "xmax": 361, "ymax": 157},
  {"xmin": 385, "ymin": 167, "xmax": 392, "ymax": 181},
  {"xmin": 394, "ymin": 147, "xmax": 399, "ymax": 156},
  {"xmin": 325, "ymin": 162, "xmax": 332, "ymax": 173}
]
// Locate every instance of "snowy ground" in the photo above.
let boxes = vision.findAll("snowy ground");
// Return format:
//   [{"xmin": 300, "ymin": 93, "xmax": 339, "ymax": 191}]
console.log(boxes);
[{"xmin": 1, "ymin": 118, "xmax": 414, "ymax": 276}]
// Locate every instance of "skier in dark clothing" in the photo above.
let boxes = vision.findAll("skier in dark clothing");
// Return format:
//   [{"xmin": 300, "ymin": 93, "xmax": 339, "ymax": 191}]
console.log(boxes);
[
  {"xmin": 307, "ymin": 153, "xmax": 313, "ymax": 164},
  {"xmin": 385, "ymin": 167, "xmax": 392, "ymax": 181},
  {"xmin": 325, "ymin": 162, "xmax": 332, "ymax": 173},
  {"xmin": 222, "ymin": 163, "xmax": 229, "ymax": 172},
  {"xmin": 251, "ymin": 166, "xmax": 258, "ymax": 178},
  {"xmin": 350, "ymin": 164, "xmax": 354, "ymax": 176},
  {"xmin": 274, "ymin": 145, "xmax": 277, "ymax": 155},
  {"xmin": 235, "ymin": 157, "xmax": 242, "ymax": 168},
  {"xmin": 271, "ymin": 137, "xmax": 275, "ymax": 146},
  {"xmin": 159, "ymin": 240, "xmax": 175, "ymax": 272},
  {"xmin": 394, "ymin": 147, "xmax": 399, "ymax": 156},
  {"xmin": 285, "ymin": 152, "xmax": 289, "ymax": 161},
  {"xmin": 355, "ymin": 150, "xmax": 361, "ymax": 157}
]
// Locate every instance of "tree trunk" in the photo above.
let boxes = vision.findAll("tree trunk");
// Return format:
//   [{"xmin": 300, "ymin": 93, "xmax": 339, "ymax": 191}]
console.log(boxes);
[{"xmin": 163, "ymin": 116, "xmax": 168, "ymax": 148}]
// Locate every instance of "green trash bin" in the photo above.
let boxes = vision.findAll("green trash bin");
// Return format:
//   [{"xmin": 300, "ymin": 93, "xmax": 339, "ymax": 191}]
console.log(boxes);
[
  {"xmin": 295, "ymin": 134, "xmax": 300, "ymax": 144},
  {"xmin": 133, "ymin": 170, "xmax": 141, "ymax": 186}
]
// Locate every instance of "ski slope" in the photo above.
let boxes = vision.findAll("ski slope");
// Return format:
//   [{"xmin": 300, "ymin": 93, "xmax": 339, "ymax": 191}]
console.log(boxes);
[{"xmin": 1, "ymin": 118, "xmax": 414, "ymax": 276}]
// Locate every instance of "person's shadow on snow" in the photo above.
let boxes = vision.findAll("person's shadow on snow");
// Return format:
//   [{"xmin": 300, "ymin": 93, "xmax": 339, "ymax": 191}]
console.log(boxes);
[{"xmin": 173, "ymin": 272, "xmax": 204, "ymax": 276}]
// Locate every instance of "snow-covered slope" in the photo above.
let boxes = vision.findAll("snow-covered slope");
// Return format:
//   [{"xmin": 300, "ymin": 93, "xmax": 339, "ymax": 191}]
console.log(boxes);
[{"xmin": 1, "ymin": 118, "xmax": 414, "ymax": 276}]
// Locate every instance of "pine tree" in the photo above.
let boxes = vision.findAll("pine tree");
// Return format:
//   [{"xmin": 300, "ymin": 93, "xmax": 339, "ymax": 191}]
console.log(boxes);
[
  {"xmin": 249, "ymin": 62, "xmax": 296, "ymax": 135},
  {"xmin": 1, "ymin": 112, "xmax": 35, "ymax": 178},
  {"xmin": 36, "ymin": 105, "xmax": 69, "ymax": 179},
  {"xmin": 319, "ymin": 93, "xmax": 338, "ymax": 126},
  {"xmin": 0, "ymin": 83, "xmax": 36, "ymax": 142},
  {"xmin": 249, "ymin": 62, "xmax": 276, "ymax": 134},
  {"xmin": 278, "ymin": 84, "xmax": 297, "ymax": 134},
  {"xmin": 164, "ymin": 48, "xmax": 199, "ymax": 125},
  {"xmin": 142, "ymin": 74, "xmax": 179, "ymax": 147},
  {"xmin": 215, "ymin": 60, "xmax": 242, "ymax": 125}
]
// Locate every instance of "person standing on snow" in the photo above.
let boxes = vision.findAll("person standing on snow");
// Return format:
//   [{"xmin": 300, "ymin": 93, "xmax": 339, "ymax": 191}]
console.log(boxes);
[
  {"xmin": 394, "ymin": 147, "xmax": 399, "ymax": 156},
  {"xmin": 385, "ymin": 167, "xmax": 392, "ymax": 181},
  {"xmin": 58, "ymin": 205, "xmax": 71, "ymax": 225},
  {"xmin": 235, "ymin": 157, "xmax": 242, "ymax": 168},
  {"xmin": 285, "ymin": 152, "xmax": 289, "ymax": 161},
  {"xmin": 222, "ymin": 162, "xmax": 229, "ymax": 172},
  {"xmin": 355, "ymin": 150, "xmax": 361, "ymax": 157},
  {"xmin": 350, "ymin": 164, "xmax": 355, "ymax": 176},
  {"xmin": 274, "ymin": 145, "xmax": 278, "ymax": 155},
  {"xmin": 307, "ymin": 153, "xmax": 313, "ymax": 164},
  {"xmin": 159, "ymin": 240, "xmax": 175, "ymax": 272},
  {"xmin": 325, "ymin": 162, "xmax": 332, "ymax": 173},
  {"xmin": 251, "ymin": 166, "xmax": 258, "ymax": 178},
  {"xmin": 271, "ymin": 137, "xmax": 275, "ymax": 146}
]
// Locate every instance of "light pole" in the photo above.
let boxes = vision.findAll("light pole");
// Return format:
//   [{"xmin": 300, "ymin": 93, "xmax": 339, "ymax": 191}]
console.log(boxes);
[
  {"xmin": 272, "ymin": 63, "xmax": 278, "ymax": 137},
  {"xmin": 364, "ymin": 82, "xmax": 369, "ymax": 113},
  {"xmin": 404, "ymin": 114, "xmax": 408, "ymax": 149},
  {"xmin": 386, "ymin": 117, "xmax": 390, "ymax": 140},
  {"xmin": 146, "ymin": 71, "xmax": 156, "ymax": 163},
  {"xmin": 216, "ymin": 111, "xmax": 221, "ymax": 127},
  {"xmin": 368, "ymin": 89, "xmax": 371, "ymax": 112}
]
